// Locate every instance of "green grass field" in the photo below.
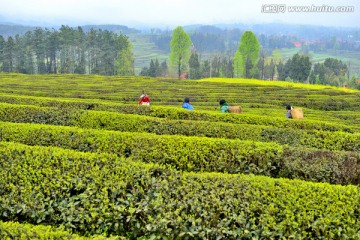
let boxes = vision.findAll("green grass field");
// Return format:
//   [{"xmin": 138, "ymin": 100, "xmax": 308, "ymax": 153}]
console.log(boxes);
[{"xmin": 0, "ymin": 73, "xmax": 359, "ymax": 239}]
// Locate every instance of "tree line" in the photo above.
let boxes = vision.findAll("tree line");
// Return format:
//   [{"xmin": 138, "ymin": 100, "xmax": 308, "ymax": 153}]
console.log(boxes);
[
  {"xmin": 0, "ymin": 25, "xmax": 358, "ymax": 89},
  {"xmin": 0, "ymin": 25, "xmax": 134, "ymax": 75},
  {"xmin": 148, "ymin": 24, "xmax": 360, "ymax": 54},
  {"xmin": 142, "ymin": 26, "xmax": 356, "ymax": 89},
  {"xmin": 149, "ymin": 29, "xmax": 295, "ymax": 54}
]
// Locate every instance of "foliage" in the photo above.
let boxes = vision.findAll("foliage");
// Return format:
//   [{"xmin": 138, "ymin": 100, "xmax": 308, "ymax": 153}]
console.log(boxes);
[
  {"xmin": 233, "ymin": 31, "xmax": 260, "ymax": 78},
  {"xmin": 0, "ymin": 120, "xmax": 359, "ymax": 184},
  {"xmin": 140, "ymin": 59, "xmax": 167, "ymax": 77},
  {"xmin": 169, "ymin": 26, "xmax": 192, "ymax": 78},
  {"xmin": 188, "ymin": 52, "xmax": 201, "ymax": 79},
  {"xmin": 0, "ymin": 103, "xmax": 358, "ymax": 152},
  {"xmin": 1, "ymin": 142, "xmax": 360, "ymax": 238},
  {"xmin": 0, "ymin": 221, "xmax": 123, "ymax": 239},
  {"xmin": 115, "ymin": 38, "xmax": 134, "ymax": 76},
  {"xmin": 0, "ymin": 101, "xmax": 356, "ymax": 133},
  {"xmin": 311, "ymin": 58, "xmax": 348, "ymax": 86},
  {"xmin": 0, "ymin": 26, "xmax": 134, "ymax": 75},
  {"xmin": 0, "ymin": 73, "xmax": 359, "ymax": 237}
]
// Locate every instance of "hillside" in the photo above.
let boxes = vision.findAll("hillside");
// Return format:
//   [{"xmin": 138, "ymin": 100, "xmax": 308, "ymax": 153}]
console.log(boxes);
[
  {"xmin": 0, "ymin": 74, "xmax": 359, "ymax": 238},
  {"xmin": 0, "ymin": 23, "xmax": 36, "ymax": 37},
  {"xmin": 128, "ymin": 34, "xmax": 169, "ymax": 74}
]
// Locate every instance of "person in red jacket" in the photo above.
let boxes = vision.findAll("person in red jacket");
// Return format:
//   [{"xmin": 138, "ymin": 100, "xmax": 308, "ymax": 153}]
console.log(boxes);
[{"xmin": 138, "ymin": 93, "xmax": 150, "ymax": 106}]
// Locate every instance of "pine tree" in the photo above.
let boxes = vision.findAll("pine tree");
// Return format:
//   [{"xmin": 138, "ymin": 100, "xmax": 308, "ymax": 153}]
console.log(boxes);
[{"xmin": 189, "ymin": 52, "xmax": 201, "ymax": 79}]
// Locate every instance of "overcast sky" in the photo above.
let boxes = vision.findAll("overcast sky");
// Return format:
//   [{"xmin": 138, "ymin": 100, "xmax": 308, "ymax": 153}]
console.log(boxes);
[{"xmin": 0, "ymin": 0, "xmax": 359, "ymax": 28}]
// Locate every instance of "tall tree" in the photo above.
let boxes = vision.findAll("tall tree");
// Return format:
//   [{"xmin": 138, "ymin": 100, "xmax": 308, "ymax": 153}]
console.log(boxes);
[
  {"xmin": 13, "ymin": 34, "xmax": 26, "ymax": 73},
  {"xmin": 211, "ymin": 55, "xmax": 221, "ymax": 77},
  {"xmin": 99, "ymin": 30, "xmax": 116, "ymax": 75},
  {"xmin": 257, "ymin": 51, "xmax": 266, "ymax": 79},
  {"xmin": 22, "ymin": 31, "xmax": 35, "ymax": 74},
  {"xmin": 86, "ymin": 28, "xmax": 99, "ymax": 74},
  {"xmin": 0, "ymin": 35, "xmax": 5, "ymax": 68},
  {"xmin": 74, "ymin": 27, "xmax": 86, "ymax": 74},
  {"xmin": 233, "ymin": 31, "xmax": 260, "ymax": 78},
  {"xmin": 46, "ymin": 29, "xmax": 59, "ymax": 74},
  {"xmin": 289, "ymin": 53, "xmax": 311, "ymax": 82},
  {"xmin": 170, "ymin": 26, "xmax": 192, "ymax": 79},
  {"xmin": 312, "ymin": 58, "xmax": 347, "ymax": 86},
  {"xmin": 323, "ymin": 58, "xmax": 347, "ymax": 77},
  {"xmin": 277, "ymin": 60, "xmax": 291, "ymax": 80},
  {"xmin": 268, "ymin": 59, "xmax": 276, "ymax": 80},
  {"xmin": 2, "ymin": 36, "xmax": 15, "ymax": 72},
  {"xmin": 308, "ymin": 70, "xmax": 316, "ymax": 84},
  {"xmin": 233, "ymin": 51, "xmax": 243, "ymax": 78},
  {"xmin": 160, "ymin": 60, "xmax": 168, "ymax": 77},
  {"xmin": 154, "ymin": 59, "xmax": 161, "ymax": 77},
  {"xmin": 32, "ymin": 28, "xmax": 47, "ymax": 73},
  {"xmin": 115, "ymin": 35, "xmax": 134, "ymax": 76},
  {"xmin": 148, "ymin": 59, "xmax": 156, "ymax": 77},
  {"xmin": 140, "ymin": 67, "xmax": 149, "ymax": 76},
  {"xmin": 188, "ymin": 52, "xmax": 201, "ymax": 79},
  {"xmin": 200, "ymin": 60, "xmax": 211, "ymax": 78},
  {"xmin": 219, "ymin": 56, "xmax": 233, "ymax": 78}
]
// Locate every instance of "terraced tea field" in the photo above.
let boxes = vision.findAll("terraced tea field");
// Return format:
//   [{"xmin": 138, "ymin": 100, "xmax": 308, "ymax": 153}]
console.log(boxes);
[{"xmin": 0, "ymin": 73, "xmax": 359, "ymax": 239}]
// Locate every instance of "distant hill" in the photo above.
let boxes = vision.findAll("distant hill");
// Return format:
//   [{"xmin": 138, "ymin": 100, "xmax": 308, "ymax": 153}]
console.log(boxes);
[
  {"xmin": 0, "ymin": 23, "xmax": 140, "ymax": 37},
  {"xmin": 0, "ymin": 24, "xmax": 37, "ymax": 37},
  {"xmin": 212, "ymin": 23, "xmax": 359, "ymax": 40},
  {"xmin": 81, "ymin": 24, "xmax": 140, "ymax": 34}
]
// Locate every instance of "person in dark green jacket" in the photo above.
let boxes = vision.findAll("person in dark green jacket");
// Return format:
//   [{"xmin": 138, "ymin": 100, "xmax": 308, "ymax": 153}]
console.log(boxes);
[{"xmin": 219, "ymin": 99, "xmax": 229, "ymax": 113}]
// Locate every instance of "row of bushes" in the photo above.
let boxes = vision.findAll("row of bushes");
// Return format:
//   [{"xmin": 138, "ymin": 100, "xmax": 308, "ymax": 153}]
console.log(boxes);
[
  {"xmin": 1, "ymin": 141, "xmax": 359, "ymax": 239},
  {"xmin": 0, "ymin": 102, "xmax": 358, "ymax": 151},
  {"xmin": 1, "ymin": 73, "xmax": 359, "ymax": 112},
  {"xmin": 0, "ymin": 102, "xmax": 356, "ymax": 134},
  {"xmin": 2, "ymin": 88, "xmax": 359, "ymax": 110},
  {"xmin": 75, "ymin": 111, "xmax": 360, "ymax": 152},
  {"xmin": 0, "ymin": 221, "xmax": 122, "ymax": 239},
  {"xmin": 85, "ymin": 106, "xmax": 357, "ymax": 133},
  {"xmin": 2, "ymin": 91, "xmax": 358, "ymax": 132},
  {"xmin": 1, "ymin": 121, "xmax": 359, "ymax": 184},
  {"xmin": 0, "ymin": 93, "xmax": 102, "ymax": 109},
  {"xmin": 1, "ymin": 91, "xmax": 359, "ymax": 130}
]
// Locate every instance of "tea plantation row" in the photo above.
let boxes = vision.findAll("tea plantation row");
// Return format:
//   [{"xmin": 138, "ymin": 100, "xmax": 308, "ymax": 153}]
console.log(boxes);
[
  {"xmin": 0, "ymin": 92, "xmax": 359, "ymax": 128},
  {"xmin": 1, "ymin": 142, "xmax": 359, "ymax": 239},
  {"xmin": 0, "ymin": 74, "xmax": 359, "ymax": 111},
  {"xmin": 1, "ymin": 121, "xmax": 359, "ymax": 185},
  {"xmin": 0, "ymin": 103, "xmax": 359, "ymax": 152},
  {"xmin": 0, "ymin": 102, "xmax": 357, "ymax": 133}
]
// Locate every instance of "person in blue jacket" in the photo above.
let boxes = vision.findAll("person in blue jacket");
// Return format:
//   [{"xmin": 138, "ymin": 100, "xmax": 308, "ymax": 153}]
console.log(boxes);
[{"xmin": 182, "ymin": 97, "xmax": 194, "ymax": 110}]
